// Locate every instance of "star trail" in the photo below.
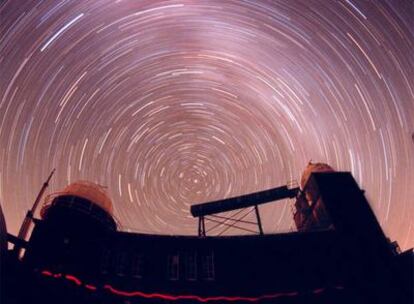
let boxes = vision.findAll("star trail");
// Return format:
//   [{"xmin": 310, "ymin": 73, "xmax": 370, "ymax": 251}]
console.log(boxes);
[{"xmin": 0, "ymin": 1, "xmax": 413, "ymax": 249}]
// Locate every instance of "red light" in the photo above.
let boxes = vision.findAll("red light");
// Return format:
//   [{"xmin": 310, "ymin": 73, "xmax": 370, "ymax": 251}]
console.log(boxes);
[
  {"xmin": 65, "ymin": 275, "xmax": 82, "ymax": 285},
  {"xmin": 40, "ymin": 270, "xmax": 344, "ymax": 302},
  {"xmin": 104, "ymin": 285, "xmax": 298, "ymax": 302},
  {"xmin": 313, "ymin": 288, "xmax": 324, "ymax": 294},
  {"xmin": 85, "ymin": 284, "xmax": 97, "ymax": 291}
]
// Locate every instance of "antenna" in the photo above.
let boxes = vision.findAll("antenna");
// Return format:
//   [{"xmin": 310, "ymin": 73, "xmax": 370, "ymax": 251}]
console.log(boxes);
[{"xmin": 13, "ymin": 169, "xmax": 55, "ymax": 256}]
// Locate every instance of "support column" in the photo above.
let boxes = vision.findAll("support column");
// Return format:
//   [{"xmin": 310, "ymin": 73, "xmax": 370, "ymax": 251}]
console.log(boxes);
[{"xmin": 254, "ymin": 205, "xmax": 264, "ymax": 235}]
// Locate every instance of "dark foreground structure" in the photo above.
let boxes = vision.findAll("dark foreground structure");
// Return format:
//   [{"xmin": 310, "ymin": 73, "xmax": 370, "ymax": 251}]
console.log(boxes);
[{"xmin": 1, "ymin": 164, "xmax": 413, "ymax": 304}]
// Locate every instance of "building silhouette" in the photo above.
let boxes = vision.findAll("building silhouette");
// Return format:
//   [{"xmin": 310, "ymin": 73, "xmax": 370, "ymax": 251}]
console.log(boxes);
[{"xmin": 1, "ymin": 164, "xmax": 413, "ymax": 303}]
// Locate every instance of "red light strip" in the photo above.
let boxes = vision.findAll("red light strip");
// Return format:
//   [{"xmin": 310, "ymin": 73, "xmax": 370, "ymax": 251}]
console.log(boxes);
[
  {"xmin": 104, "ymin": 285, "xmax": 298, "ymax": 302},
  {"xmin": 40, "ymin": 270, "xmax": 343, "ymax": 302}
]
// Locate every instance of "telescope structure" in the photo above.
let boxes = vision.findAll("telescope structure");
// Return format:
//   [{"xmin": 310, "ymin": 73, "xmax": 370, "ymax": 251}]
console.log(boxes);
[{"xmin": 1, "ymin": 163, "xmax": 412, "ymax": 304}]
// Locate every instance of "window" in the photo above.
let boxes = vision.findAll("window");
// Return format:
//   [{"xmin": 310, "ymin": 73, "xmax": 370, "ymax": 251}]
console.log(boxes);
[
  {"xmin": 115, "ymin": 252, "xmax": 128, "ymax": 276},
  {"xmin": 201, "ymin": 251, "xmax": 215, "ymax": 281},
  {"xmin": 131, "ymin": 254, "xmax": 144, "ymax": 278},
  {"xmin": 185, "ymin": 252, "xmax": 197, "ymax": 281},
  {"xmin": 100, "ymin": 249, "xmax": 111, "ymax": 274},
  {"xmin": 167, "ymin": 253, "xmax": 180, "ymax": 280}
]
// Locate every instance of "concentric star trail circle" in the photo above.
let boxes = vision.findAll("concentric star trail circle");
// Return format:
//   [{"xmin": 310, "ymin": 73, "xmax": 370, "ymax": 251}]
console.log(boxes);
[{"xmin": 0, "ymin": 0, "xmax": 413, "ymax": 249}]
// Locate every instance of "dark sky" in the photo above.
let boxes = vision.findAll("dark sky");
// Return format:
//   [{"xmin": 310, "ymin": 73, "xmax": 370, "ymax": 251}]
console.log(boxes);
[{"xmin": 0, "ymin": 0, "xmax": 413, "ymax": 249}]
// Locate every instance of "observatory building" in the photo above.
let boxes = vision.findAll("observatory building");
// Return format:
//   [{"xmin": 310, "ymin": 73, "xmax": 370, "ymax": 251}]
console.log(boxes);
[{"xmin": 1, "ymin": 164, "xmax": 413, "ymax": 304}]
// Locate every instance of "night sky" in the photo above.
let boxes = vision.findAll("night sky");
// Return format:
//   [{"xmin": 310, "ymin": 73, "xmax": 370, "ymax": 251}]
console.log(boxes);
[{"xmin": 0, "ymin": 1, "xmax": 413, "ymax": 249}]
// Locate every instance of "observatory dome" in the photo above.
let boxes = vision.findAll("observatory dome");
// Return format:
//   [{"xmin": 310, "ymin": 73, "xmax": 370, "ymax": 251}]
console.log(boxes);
[
  {"xmin": 59, "ymin": 181, "xmax": 113, "ymax": 215},
  {"xmin": 40, "ymin": 181, "xmax": 117, "ymax": 232},
  {"xmin": 300, "ymin": 162, "xmax": 334, "ymax": 190}
]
